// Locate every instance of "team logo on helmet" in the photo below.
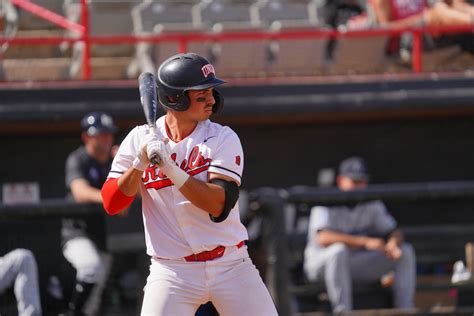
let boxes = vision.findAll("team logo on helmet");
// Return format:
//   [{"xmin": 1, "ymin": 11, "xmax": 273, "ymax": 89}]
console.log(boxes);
[{"xmin": 201, "ymin": 64, "xmax": 215, "ymax": 78}]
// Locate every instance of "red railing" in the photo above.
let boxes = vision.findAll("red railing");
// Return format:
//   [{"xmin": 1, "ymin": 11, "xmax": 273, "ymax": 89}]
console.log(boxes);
[{"xmin": 0, "ymin": 0, "xmax": 473, "ymax": 80}]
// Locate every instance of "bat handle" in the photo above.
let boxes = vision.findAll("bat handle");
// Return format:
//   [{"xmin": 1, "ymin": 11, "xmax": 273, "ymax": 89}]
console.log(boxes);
[
  {"xmin": 150, "ymin": 153, "xmax": 162, "ymax": 165},
  {"xmin": 148, "ymin": 126, "xmax": 162, "ymax": 165}
]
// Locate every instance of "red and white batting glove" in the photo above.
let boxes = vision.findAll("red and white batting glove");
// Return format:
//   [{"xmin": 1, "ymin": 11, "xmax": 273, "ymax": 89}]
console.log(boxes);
[{"xmin": 147, "ymin": 138, "xmax": 189, "ymax": 189}]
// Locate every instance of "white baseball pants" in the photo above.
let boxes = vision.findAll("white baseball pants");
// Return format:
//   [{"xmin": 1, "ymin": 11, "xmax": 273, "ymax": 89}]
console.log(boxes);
[
  {"xmin": 0, "ymin": 249, "xmax": 42, "ymax": 316},
  {"xmin": 304, "ymin": 242, "xmax": 416, "ymax": 312},
  {"xmin": 63, "ymin": 236, "xmax": 104, "ymax": 284},
  {"xmin": 141, "ymin": 246, "xmax": 278, "ymax": 316}
]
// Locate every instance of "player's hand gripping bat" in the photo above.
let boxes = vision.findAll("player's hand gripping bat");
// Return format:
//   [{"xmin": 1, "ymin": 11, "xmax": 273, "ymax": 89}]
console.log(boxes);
[{"xmin": 138, "ymin": 72, "xmax": 161, "ymax": 165}]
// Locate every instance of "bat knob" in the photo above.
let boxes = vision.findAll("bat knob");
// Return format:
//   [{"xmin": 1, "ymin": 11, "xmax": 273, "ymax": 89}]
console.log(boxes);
[{"xmin": 150, "ymin": 154, "xmax": 161, "ymax": 165}]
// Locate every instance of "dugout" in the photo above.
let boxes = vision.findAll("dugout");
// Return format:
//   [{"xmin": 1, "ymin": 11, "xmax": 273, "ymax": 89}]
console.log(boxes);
[
  {"xmin": 0, "ymin": 75, "xmax": 474, "ymax": 195},
  {"xmin": 1, "ymin": 74, "xmax": 474, "ymax": 314}
]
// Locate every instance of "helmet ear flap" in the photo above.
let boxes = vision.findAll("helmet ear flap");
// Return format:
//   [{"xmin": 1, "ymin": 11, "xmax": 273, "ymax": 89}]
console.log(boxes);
[
  {"xmin": 178, "ymin": 90, "xmax": 191, "ymax": 111},
  {"xmin": 212, "ymin": 90, "xmax": 224, "ymax": 114},
  {"xmin": 157, "ymin": 82, "xmax": 190, "ymax": 111}
]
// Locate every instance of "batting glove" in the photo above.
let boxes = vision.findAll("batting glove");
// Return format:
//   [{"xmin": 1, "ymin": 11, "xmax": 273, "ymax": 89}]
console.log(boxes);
[
  {"xmin": 133, "ymin": 132, "xmax": 158, "ymax": 171},
  {"xmin": 148, "ymin": 138, "xmax": 189, "ymax": 189},
  {"xmin": 146, "ymin": 138, "xmax": 171, "ymax": 167}
]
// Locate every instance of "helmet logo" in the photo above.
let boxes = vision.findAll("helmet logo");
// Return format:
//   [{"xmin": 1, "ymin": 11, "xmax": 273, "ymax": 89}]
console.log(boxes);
[
  {"xmin": 201, "ymin": 64, "xmax": 215, "ymax": 78},
  {"xmin": 167, "ymin": 96, "xmax": 178, "ymax": 104}
]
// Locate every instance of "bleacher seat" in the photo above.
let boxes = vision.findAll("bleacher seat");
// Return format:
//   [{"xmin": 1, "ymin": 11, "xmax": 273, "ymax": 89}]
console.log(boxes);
[
  {"xmin": 0, "ymin": 0, "xmax": 18, "ymax": 42},
  {"xmin": 0, "ymin": 0, "xmax": 70, "ymax": 81},
  {"xmin": 127, "ymin": 0, "xmax": 209, "ymax": 78},
  {"xmin": 64, "ymin": 0, "xmax": 137, "ymax": 79},
  {"xmin": 329, "ymin": 34, "xmax": 388, "ymax": 75},
  {"xmin": 197, "ymin": 0, "xmax": 258, "ymax": 27},
  {"xmin": 256, "ymin": 0, "xmax": 319, "ymax": 26},
  {"xmin": 17, "ymin": 0, "xmax": 64, "ymax": 30},
  {"xmin": 195, "ymin": 0, "xmax": 268, "ymax": 78},
  {"xmin": 2, "ymin": 57, "xmax": 70, "ymax": 81},
  {"xmin": 422, "ymin": 45, "xmax": 473, "ymax": 73},
  {"xmin": 256, "ymin": 0, "xmax": 328, "ymax": 76},
  {"xmin": 0, "ymin": 0, "xmax": 18, "ymax": 80}
]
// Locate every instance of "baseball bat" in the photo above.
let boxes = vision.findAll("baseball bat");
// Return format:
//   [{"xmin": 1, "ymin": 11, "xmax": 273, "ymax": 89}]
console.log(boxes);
[{"xmin": 138, "ymin": 72, "xmax": 161, "ymax": 165}]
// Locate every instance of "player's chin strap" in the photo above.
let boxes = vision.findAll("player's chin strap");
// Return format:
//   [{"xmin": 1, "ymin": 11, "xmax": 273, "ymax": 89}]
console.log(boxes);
[{"xmin": 209, "ymin": 179, "xmax": 239, "ymax": 223}]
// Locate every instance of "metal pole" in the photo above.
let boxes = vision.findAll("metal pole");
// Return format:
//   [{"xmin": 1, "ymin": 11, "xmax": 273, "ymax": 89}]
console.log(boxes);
[
  {"xmin": 255, "ymin": 187, "xmax": 291, "ymax": 316},
  {"xmin": 412, "ymin": 30, "xmax": 423, "ymax": 73},
  {"xmin": 178, "ymin": 38, "xmax": 187, "ymax": 54},
  {"xmin": 80, "ymin": 0, "xmax": 91, "ymax": 80}
]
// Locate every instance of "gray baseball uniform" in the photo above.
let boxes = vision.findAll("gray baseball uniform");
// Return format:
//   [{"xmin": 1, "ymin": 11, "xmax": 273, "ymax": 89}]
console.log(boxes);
[
  {"xmin": 0, "ymin": 249, "xmax": 42, "ymax": 316},
  {"xmin": 303, "ymin": 200, "xmax": 416, "ymax": 312}
]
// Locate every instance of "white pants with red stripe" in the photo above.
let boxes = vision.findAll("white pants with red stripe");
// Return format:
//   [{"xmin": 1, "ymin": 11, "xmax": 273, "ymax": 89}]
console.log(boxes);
[{"xmin": 141, "ymin": 246, "xmax": 277, "ymax": 316}]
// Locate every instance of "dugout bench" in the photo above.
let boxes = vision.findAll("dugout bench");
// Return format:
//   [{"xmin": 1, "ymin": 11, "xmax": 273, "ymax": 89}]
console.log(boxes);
[{"xmin": 248, "ymin": 181, "xmax": 474, "ymax": 315}]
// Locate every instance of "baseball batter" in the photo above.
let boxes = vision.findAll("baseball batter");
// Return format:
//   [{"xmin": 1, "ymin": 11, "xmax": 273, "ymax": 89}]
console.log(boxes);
[{"xmin": 101, "ymin": 53, "xmax": 277, "ymax": 316}]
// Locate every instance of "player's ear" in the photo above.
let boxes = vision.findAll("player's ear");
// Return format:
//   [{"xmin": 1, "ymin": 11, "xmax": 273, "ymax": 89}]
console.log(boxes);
[{"xmin": 81, "ymin": 132, "xmax": 89, "ymax": 143}]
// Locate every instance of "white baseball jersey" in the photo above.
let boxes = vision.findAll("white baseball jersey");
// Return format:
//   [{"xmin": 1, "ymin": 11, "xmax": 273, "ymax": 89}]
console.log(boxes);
[{"xmin": 108, "ymin": 116, "xmax": 248, "ymax": 259}]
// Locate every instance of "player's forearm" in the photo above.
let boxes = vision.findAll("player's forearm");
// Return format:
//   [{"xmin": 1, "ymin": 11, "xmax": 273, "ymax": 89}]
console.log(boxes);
[
  {"xmin": 384, "ymin": 14, "xmax": 425, "ymax": 29},
  {"xmin": 73, "ymin": 188, "xmax": 103, "ymax": 204},
  {"xmin": 70, "ymin": 179, "xmax": 103, "ymax": 204},
  {"xmin": 371, "ymin": 0, "xmax": 391, "ymax": 24},
  {"xmin": 178, "ymin": 177, "xmax": 225, "ymax": 217},
  {"xmin": 101, "ymin": 167, "xmax": 142, "ymax": 215},
  {"xmin": 117, "ymin": 167, "xmax": 145, "ymax": 196},
  {"xmin": 318, "ymin": 230, "xmax": 367, "ymax": 248}
]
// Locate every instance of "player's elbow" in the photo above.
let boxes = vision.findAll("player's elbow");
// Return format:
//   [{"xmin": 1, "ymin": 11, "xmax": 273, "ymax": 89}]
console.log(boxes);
[{"xmin": 101, "ymin": 178, "xmax": 135, "ymax": 215}]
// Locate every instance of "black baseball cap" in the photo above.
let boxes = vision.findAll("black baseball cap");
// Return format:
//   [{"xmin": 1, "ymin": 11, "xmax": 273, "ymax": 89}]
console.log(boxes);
[
  {"xmin": 338, "ymin": 156, "xmax": 370, "ymax": 181},
  {"xmin": 81, "ymin": 111, "xmax": 118, "ymax": 136}
]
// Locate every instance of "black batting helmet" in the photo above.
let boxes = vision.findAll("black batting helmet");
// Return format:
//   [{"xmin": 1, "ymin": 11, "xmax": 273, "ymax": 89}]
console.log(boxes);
[
  {"xmin": 81, "ymin": 111, "xmax": 117, "ymax": 136},
  {"xmin": 156, "ymin": 53, "xmax": 225, "ymax": 113}
]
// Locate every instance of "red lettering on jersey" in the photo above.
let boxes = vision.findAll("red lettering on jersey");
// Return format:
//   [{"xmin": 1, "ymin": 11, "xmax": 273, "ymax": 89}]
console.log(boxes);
[
  {"xmin": 142, "ymin": 168, "xmax": 150, "ymax": 182},
  {"xmin": 180, "ymin": 159, "xmax": 187, "ymax": 170},
  {"xmin": 235, "ymin": 155, "xmax": 241, "ymax": 166},
  {"xmin": 142, "ymin": 165, "xmax": 158, "ymax": 182},
  {"xmin": 157, "ymin": 169, "xmax": 166, "ymax": 179},
  {"xmin": 170, "ymin": 153, "xmax": 177, "ymax": 162},
  {"xmin": 187, "ymin": 147, "xmax": 199, "ymax": 170},
  {"xmin": 143, "ymin": 145, "xmax": 212, "ymax": 191},
  {"xmin": 144, "ymin": 179, "xmax": 173, "ymax": 190}
]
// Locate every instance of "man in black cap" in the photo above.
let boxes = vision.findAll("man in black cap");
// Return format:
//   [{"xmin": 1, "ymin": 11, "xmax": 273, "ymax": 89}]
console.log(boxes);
[
  {"xmin": 63, "ymin": 111, "xmax": 118, "ymax": 315},
  {"xmin": 303, "ymin": 156, "xmax": 416, "ymax": 313}
]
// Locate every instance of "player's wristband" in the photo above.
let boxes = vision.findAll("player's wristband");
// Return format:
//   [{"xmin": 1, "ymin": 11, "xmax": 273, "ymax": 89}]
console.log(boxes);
[
  {"xmin": 132, "ymin": 156, "xmax": 148, "ymax": 171},
  {"xmin": 161, "ymin": 163, "xmax": 189, "ymax": 189}
]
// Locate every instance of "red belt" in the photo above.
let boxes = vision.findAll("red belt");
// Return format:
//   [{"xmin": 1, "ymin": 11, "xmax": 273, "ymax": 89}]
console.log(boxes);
[{"xmin": 184, "ymin": 241, "xmax": 245, "ymax": 262}]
